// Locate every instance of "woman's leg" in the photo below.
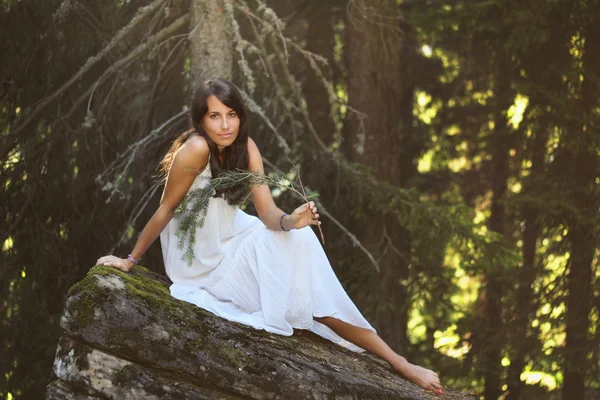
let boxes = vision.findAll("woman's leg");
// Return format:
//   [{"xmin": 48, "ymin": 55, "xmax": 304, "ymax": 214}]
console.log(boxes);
[{"xmin": 313, "ymin": 316, "xmax": 443, "ymax": 393}]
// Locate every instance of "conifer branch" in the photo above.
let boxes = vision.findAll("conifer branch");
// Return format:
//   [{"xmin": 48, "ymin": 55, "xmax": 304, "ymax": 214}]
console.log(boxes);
[
  {"xmin": 175, "ymin": 168, "xmax": 324, "ymax": 267},
  {"xmin": 0, "ymin": 0, "xmax": 168, "ymax": 162},
  {"xmin": 262, "ymin": 158, "xmax": 381, "ymax": 273}
]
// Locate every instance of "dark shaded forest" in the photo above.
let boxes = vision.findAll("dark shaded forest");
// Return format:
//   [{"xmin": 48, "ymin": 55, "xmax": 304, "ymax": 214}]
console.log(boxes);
[{"xmin": 1, "ymin": 0, "xmax": 598, "ymax": 399}]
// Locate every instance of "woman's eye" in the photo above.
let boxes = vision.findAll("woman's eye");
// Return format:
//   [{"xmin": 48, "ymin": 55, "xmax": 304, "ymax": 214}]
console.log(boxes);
[
  {"xmin": 210, "ymin": 114, "xmax": 219, "ymax": 119},
  {"xmin": 228, "ymin": 112, "xmax": 237, "ymax": 118}
]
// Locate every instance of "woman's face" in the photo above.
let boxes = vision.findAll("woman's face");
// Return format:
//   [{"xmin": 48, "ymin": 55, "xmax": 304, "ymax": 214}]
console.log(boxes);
[{"xmin": 201, "ymin": 95, "xmax": 240, "ymax": 152}]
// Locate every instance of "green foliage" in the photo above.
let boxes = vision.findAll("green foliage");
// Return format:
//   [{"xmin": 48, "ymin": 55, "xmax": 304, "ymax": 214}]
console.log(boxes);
[
  {"xmin": 174, "ymin": 168, "xmax": 319, "ymax": 267},
  {"xmin": 174, "ymin": 184, "xmax": 214, "ymax": 267},
  {"xmin": 409, "ymin": 0, "xmax": 600, "ymax": 394}
]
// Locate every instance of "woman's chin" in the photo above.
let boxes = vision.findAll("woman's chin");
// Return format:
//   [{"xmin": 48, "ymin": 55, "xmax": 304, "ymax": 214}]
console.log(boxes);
[{"xmin": 217, "ymin": 137, "xmax": 237, "ymax": 148}]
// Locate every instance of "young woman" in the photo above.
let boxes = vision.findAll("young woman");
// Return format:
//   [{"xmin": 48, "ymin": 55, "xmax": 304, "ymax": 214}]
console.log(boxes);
[{"xmin": 96, "ymin": 78, "xmax": 442, "ymax": 393}]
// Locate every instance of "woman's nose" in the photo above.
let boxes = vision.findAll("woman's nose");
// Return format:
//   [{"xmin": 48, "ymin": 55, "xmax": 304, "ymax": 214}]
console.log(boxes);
[{"xmin": 221, "ymin": 116, "xmax": 229, "ymax": 129}]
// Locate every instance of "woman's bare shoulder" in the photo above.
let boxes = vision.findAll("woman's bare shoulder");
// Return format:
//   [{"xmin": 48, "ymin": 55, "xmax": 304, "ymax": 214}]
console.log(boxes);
[{"xmin": 174, "ymin": 133, "xmax": 209, "ymax": 171}]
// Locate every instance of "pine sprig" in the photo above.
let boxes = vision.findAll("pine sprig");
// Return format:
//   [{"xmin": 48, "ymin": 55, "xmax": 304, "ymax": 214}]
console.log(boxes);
[
  {"xmin": 174, "ymin": 168, "xmax": 323, "ymax": 267},
  {"xmin": 173, "ymin": 184, "xmax": 214, "ymax": 267}
]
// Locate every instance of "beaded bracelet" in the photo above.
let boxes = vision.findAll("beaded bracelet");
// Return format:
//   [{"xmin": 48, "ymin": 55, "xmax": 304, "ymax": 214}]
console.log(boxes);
[
  {"xmin": 128, "ymin": 254, "xmax": 139, "ymax": 265},
  {"xmin": 280, "ymin": 213, "xmax": 289, "ymax": 231}
]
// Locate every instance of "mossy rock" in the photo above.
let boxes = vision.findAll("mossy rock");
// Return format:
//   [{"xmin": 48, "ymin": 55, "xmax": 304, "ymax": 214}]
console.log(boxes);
[{"xmin": 49, "ymin": 265, "xmax": 477, "ymax": 400}]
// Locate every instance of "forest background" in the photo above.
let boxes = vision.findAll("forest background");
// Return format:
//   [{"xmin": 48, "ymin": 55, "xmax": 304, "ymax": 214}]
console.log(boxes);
[{"xmin": 1, "ymin": 0, "xmax": 598, "ymax": 399}]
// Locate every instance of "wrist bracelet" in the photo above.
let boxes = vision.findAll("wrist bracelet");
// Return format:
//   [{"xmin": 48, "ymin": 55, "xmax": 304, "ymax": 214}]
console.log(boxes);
[
  {"xmin": 280, "ymin": 213, "xmax": 290, "ymax": 231},
  {"xmin": 128, "ymin": 254, "xmax": 139, "ymax": 265}
]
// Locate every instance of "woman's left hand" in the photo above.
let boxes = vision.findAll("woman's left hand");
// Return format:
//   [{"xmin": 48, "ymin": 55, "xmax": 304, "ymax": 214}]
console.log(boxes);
[
  {"xmin": 95, "ymin": 255, "xmax": 134, "ymax": 272},
  {"xmin": 288, "ymin": 201, "xmax": 321, "ymax": 230}
]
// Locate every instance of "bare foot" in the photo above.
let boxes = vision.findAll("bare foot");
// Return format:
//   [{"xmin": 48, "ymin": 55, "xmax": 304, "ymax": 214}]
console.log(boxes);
[{"xmin": 392, "ymin": 358, "xmax": 443, "ymax": 393}]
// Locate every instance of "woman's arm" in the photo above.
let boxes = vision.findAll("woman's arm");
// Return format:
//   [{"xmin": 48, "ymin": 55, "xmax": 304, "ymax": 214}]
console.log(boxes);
[
  {"xmin": 97, "ymin": 135, "xmax": 210, "ymax": 272},
  {"xmin": 248, "ymin": 138, "xmax": 320, "ymax": 231}
]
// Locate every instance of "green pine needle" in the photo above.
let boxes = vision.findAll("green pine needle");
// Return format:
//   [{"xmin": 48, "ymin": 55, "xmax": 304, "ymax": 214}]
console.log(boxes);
[{"xmin": 174, "ymin": 168, "xmax": 321, "ymax": 267}]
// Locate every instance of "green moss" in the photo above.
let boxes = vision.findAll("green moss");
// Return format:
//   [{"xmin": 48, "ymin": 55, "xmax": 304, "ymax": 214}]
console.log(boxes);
[
  {"xmin": 92, "ymin": 265, "xmax": 169, "ymax": 296},
  {"xmin": 67, "ymin": 270, "xmax": 115, "ymax": 330},
  {"xmin": 185, "ymin": 331, "xmax": 209, "ymax": 352},
  {"xmin": 217, "ymin": 345, "xmax": 250, "ymax": 369},
  {"xmin": 68, "ymin": 265, "xmax": 220, "ymax": 359},
  {"xmin": 89, "ymin": 265, "xmax": 181, "ymax": 316}
]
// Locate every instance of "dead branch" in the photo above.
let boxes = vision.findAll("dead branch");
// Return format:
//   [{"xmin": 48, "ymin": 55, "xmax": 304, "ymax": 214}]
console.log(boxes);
[
  {"xmin": 245, "ymin": 16, "xmax": 299, "ymax": 145},
  {"xmin": 98, "ymin": 108, "xmax": 188, "ymax": 202},
  {"xmin": 76, "ymin": 15, "xmax": 188, "ymax": 121},
  {"xmin": 262, "ymin": 157, "xmax": 381, "ymax": 273},
  {"xmin": 238, "ymin": 89, "xmax": 291, "ymax": 154},
  {"xmin": 0, "ymin": 0, "xmax": 168, "ymax": 162},
  {"xmin": 267, "ymin": 34, "xmax": 329, "ymax": 152},
  {"xmin": 234, "ymin": 1, "xmax": 389, "ymax": 202},
  {"xmin": 110, "ymin": 178, "xmax": 163, "ymax": 252}
]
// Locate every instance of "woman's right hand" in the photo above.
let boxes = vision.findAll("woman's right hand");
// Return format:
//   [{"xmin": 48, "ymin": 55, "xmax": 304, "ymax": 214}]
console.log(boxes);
[{"xmin": 96, "ymin": 255, "xmax": 134, "ymax": 272}]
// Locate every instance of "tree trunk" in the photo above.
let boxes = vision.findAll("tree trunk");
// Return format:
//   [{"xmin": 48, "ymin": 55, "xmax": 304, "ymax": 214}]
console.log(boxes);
[
  {"xmin": 507, "ymin": 4, "xmax": 574, "ymax": 397},
  {"xmin": 344, "ymin": 0, "xmax": 403, "ymax": 183},
  {"xmin": 562, "ymin": 8, "xmax": 600, "ymax": 397},
  {"xmin": 506, "ymin": 125, "xmax": 548, "ymax": 400},
  {"xmin": 304, "ymin": 1, "xmax": 336, "ymax": 144},
  {"xmin": 344, "ymin": 0, "xmax": 415, "ymax": 354},
  {"xmin": 189, "ymin": 0, "xmax": 233, "ymax": 89},
  {"xmin": 563, "ymin": 225, "xmax": 595, "ymax": 399},
  {"xmin": 481, "ymin": 69, "xmax": 512, "ymax": 400}
]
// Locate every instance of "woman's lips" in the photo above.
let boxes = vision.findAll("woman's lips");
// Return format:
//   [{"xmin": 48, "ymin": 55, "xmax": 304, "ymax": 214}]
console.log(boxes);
[{"xmin": 219, "ymin": 133, "xmax": 233, "ymax": 138}]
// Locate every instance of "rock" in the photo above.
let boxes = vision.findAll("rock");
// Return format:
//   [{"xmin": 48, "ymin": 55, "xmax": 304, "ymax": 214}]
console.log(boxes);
[
  {"xmin": 47, "ymin": 265, "xmax": 477, "ymax": 400},
  {"xmin": 46, "ymin": 379, "xmax": 103, "ymax": 400}
]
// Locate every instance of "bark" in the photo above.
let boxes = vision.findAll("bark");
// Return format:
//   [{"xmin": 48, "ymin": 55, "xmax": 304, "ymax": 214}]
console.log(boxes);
[
  {"xmin": 47, "ymin": 266, "xmax": 477, "ymax": 400},
  {"xmin": 563, "ymin": 225, "xmax": 595, "ymax": 400},
  {"xmin": 562, "ymin": 7, "xmax": 600, "ymax": 397},
  {"xmin": 189, "ymin": 0, "xmax": 233, "ymax": 89},
  {"xmin": 344, "ymin": 0, "xmax": 413, "ymax": 354},
  {"xmin": 304, "ymin": 1, "xmax": 336, "ymax": 144},
  {"xmin": 398, "ymin": 33, "xmax": 419, "ymax": 184},
  {"xmin": 507, "ymin": 4, "xmax": 574, "ymax": 397},
  {"xmin": 506, "ymin": 126, "xmax": 548, "ymax": 400},
  {"xmin": 481, "ymin": 68, "xmax": 512, "ymax": 400},
  {"xmin": 344, "ymin": 0, "xmax": 404, "ymax": 183}
]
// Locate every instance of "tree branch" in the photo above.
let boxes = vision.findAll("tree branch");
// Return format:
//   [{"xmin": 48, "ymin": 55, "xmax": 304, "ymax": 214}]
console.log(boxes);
[
  {"xmin": 0, "ymin": 0, "xmax": 168, "ymax": 161},
  {"xmin": 262, "ymin": 157, "xmax": 381, "ymax": 273},
  {"xmin": 65, "ymin": 14, "xmax": 188, "ymax": 124},
  {"xmin": 97, "ymin": 108, "xmax": 188, "ymax": 202}
]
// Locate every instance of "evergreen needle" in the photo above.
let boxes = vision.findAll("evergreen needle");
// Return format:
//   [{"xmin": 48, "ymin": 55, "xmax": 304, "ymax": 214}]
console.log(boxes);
[{"xmin": 175, "ymin": 168, "xmax": 324, "ymax": 267}]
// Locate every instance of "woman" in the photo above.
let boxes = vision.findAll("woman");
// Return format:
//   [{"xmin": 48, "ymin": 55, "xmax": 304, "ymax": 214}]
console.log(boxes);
[{"xmin": 96, "ymin": 78, "xmax": 442, "ymax": 393}]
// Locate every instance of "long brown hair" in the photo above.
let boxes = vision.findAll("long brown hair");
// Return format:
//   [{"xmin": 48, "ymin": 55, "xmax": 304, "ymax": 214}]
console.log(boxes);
[{"xmin": 160, "ymin": 78, "xmax": 250, "ymax": 205}]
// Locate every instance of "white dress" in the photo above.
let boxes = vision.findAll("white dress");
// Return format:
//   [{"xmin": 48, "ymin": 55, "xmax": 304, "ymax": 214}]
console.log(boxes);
[{"xmin": 160, "ymin": 163, "xmax": 375, "ymax": 352}]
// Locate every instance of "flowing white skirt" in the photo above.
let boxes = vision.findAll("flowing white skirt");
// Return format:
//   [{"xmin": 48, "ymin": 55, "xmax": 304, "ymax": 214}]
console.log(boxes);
[{"xmin": 159, "ymin": 171, "xmax": 375, "ymax": 353}]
